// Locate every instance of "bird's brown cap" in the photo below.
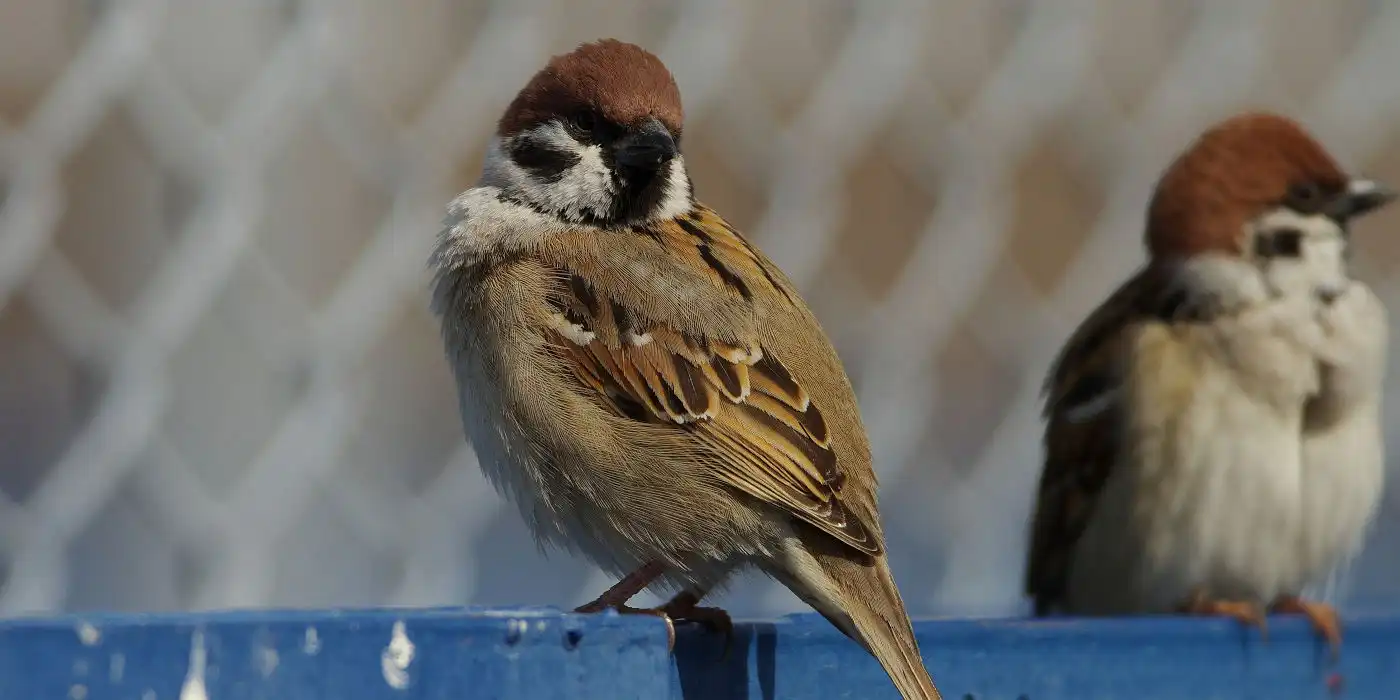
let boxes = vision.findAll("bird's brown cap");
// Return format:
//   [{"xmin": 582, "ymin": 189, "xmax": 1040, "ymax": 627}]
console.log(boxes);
[
  {"xmin": 499, "ymin": 39, "xmax": 684, "ymax": 138},
  {"xmin": 1146, "ymin": 112, "xmax": 1348, "ymax": 258}
]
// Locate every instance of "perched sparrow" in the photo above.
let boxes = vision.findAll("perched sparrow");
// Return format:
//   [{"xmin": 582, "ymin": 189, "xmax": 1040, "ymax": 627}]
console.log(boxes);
[
  {"xmin": 1025, "ymin": 112, "xmax": 1394, "ymax": 653},
  {"xmin": 430, "ymin": 40, "xmax": 942, "ymax": 699}
]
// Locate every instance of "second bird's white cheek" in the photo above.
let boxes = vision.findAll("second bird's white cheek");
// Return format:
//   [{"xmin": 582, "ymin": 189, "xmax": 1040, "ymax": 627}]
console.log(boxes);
[
  {"xmin": 1306, "ymin": 237, "xmax": 1351, "ymax": 301},
  {"xmin": 1262, "ymin": 237, "xmax": 1349, "ymax": 302}
]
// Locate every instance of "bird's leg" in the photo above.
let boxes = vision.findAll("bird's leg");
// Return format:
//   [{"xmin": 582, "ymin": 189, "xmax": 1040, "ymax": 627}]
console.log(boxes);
[
  {"xmin": 658, "ymin": 587, "xmax": 735, "ymax": 658},
  {"xmin": 574, "ymin": 562, "xmax": 677, "ymax": 649},
  {"xmin": 1270, "ymin": 595, "xmax": 1342, "ymax": 658},
  {"xmin": 574, "ymin": 561, "xmax": 667, "ymax": 612},
  {"xmin": 1178, "ymin": 589, "xmax": 1268, "ymax": 638}
]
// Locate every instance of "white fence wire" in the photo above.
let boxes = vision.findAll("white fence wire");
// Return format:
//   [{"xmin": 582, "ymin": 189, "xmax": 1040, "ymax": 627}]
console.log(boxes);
[{"xmin": 1, "ymin": 0, "xmax": 1398, "ymax": 619}]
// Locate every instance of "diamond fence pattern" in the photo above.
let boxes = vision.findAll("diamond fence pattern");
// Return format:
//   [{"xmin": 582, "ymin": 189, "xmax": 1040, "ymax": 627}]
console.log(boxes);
[{"xmin": 1, "ymin": 0, "xmax": 1399, "ymax": 620}]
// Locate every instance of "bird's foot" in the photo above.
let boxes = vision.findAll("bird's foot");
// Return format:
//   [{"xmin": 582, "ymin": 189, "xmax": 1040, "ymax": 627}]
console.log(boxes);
[
  {"xmin": 574, "ymin": 600, "xmax": 677, "ymax": 651},
  {"xmin": 573, "ymin": 562, "xmax": 677, "ymax": 650},
  {"xmin": 1270, "ymin": 595, "xmax": 1342, "ymax": 659},
  {"xmin": 660, "ymin": 591, "xmax": 733, "ymax": 633},
  {"xmin": 1178, "ymin": 592, "xmax": 1269, "ymax": 639},
  {"xmin": 659, "ymin": 590, "xmax": 734, "ymax": 658}
]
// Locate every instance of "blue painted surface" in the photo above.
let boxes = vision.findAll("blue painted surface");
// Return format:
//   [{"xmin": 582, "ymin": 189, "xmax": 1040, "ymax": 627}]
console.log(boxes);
[{"xmin": 0, "ymin": 606, "xmax": 1396, "ymax": 699}]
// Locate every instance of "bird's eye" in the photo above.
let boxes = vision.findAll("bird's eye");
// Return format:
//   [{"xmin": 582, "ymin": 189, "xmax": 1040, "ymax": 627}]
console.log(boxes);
[
  {"xmin": 1256, "ymin": 227, "xmax": 1304, "ymax": 258},
  {"xmin": 1285, "ymin": 181, "xmax": 1325, "ymax": 214},
  {"xmin": 564, "ymin": 110, "xmax": 597, "ymax": 138}
]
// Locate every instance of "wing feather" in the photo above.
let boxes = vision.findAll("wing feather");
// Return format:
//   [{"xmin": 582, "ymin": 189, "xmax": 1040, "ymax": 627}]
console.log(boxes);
[
  {"xmin": 541, "ymin": 208, "xmax": 879, "ymax": 555},
  {"xmin": 1025, "ymin": 266, "xmax": 1183, "ymax": 614}
]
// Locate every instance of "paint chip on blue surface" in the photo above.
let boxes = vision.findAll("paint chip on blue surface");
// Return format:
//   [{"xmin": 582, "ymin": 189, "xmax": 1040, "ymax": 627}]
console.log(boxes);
[
  {"xmin": 77, "ymin": 622, "xmax": 101, "ymax": 646},
  {"xmin": 303, "ymin": 626, "xmax": 321, "ymax": 656},
  {"xmin": 506, "ymin": 618, "xmax": 529, "ymax": 644},
  {"xmin": 381, "ymin": 620, "xmax": 415, "ymax": 690},
  {"xmin": 110, "ymin": 653, "xmax": 125, "ymax": 683},
  {"xmin": 257, "ymin": 644, "xmax": 279, "ymax": 678},
  {"xmin": 180, "ymin": 630, "xmax": 208, "ymax": 700}
]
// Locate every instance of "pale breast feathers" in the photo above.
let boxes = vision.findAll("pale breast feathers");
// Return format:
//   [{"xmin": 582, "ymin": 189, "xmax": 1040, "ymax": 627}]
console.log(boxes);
[{"xmin": 535, "ymin": 206, "xmax": 880, "ymax": 555}]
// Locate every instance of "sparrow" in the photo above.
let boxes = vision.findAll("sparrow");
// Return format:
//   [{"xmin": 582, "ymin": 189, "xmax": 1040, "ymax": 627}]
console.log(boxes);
[
  {"xmin": 429, "ymin": 39, "xmax": 942, "ymax": 699},
  {"xmin": 1024, "ymin": 112, "xmax": 1394, "ymax": 654}
]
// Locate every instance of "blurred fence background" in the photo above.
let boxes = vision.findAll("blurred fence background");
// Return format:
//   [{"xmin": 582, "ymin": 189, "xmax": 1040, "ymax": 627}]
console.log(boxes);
[{"xmin": 1, "ymin": 0, "xmax": 1398, "ymax": 621}]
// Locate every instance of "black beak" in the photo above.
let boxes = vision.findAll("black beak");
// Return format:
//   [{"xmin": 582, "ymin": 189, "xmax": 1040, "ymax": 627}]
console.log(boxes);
[
  {"xmin": 613, "ymin": 117, "xmax": 677, "ymax": 170},
  {"xmin": 1326, "ymin": 179, "xmax": 1398, "ymax": 221}
]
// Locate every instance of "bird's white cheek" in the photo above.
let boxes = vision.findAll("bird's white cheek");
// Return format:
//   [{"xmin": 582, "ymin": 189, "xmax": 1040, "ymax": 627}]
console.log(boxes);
[
  {"xmin": 1307, "ymin": 236, "xmax": 1350, "ymax": 296},
  {"xmin": 547, "ymin": 144, "xmax": 615, "ymax": 216},
  {"xmin": 1250, "ymin": 209, "xmax": 1350, "ymax": 300},
  {"xmin": 480, "ymin": 129, "xmax": 618, "ymax": 222}
]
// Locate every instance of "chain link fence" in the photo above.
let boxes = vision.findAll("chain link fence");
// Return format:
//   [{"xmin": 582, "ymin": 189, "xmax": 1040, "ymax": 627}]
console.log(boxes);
[{"xmin": 1, "ymin": 0, "xmax": 1398, "ymax": 620}]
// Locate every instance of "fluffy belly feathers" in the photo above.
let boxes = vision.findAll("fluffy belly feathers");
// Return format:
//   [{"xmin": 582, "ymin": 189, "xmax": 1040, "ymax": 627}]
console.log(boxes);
[{"xmin": 1066, "ymin": 374, "xmax": 1370, "ymax": 613}]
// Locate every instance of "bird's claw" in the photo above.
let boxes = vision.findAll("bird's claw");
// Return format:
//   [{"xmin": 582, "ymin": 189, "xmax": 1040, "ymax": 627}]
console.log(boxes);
[
  {"xmin": 1271, "ymin": 596, "xmax": 1342, "ymax": 659},
  {"xmin": 1179, "ymin": 592, "xmax": 1269, "ymax": 640},
  {"xmin": 660, "ymin": 591, "xmax": 735, "ymax": 660},
  {"xmin": 574, "ymin": 601, "xmax": 677, "ymax": 651}
]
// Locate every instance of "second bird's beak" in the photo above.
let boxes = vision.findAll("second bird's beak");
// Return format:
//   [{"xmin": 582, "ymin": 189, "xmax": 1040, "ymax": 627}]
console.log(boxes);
[
  {"xmin": 614, "ymin": 117, "xmax": 677, "ymax": 170},
  {"xmin": 1327, "ymin": 179, "xmax": 1398, "ymax": 221}
]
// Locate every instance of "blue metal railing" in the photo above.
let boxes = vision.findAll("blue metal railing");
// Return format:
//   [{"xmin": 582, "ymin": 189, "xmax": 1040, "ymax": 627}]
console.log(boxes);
[{"xmin": 0, "ymin": 606, "xmax": 1393, "ymax": 698}]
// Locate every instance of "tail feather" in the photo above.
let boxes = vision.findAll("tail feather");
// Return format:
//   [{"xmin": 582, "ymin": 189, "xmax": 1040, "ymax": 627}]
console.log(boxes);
[{"xmin": 773, "ymin": 543, "xmax": 943, "ymax": 700}]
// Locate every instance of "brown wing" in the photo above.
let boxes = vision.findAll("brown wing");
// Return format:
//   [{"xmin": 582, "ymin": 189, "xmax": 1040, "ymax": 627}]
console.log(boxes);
[
  {"xmin": 1024, "ymin": 265, "xmax": 1191, "ymax": 614},
  {"xmin": 540, "ymin": 207, "xmax": 879, "ymax": 555}
]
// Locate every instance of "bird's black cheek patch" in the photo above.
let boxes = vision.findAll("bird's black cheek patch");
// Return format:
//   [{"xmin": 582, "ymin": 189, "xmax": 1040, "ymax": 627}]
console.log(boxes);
[
  {"xmin": 1255, "ymin": 228, "xmax": 1303, "ymax": 259},
  {"xmin": 510, "ymin": 140, "xmax": 581, "ymax": 183}
]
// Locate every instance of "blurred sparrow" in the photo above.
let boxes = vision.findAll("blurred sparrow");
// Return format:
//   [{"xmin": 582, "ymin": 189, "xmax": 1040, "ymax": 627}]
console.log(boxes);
[
  {"xmin": 1025, "ymin": 112, "xmax": 1393, "ymax": 654},
  {"xmin": 430, "ymin": 39, "xmax": 941, "ymax": 698}
]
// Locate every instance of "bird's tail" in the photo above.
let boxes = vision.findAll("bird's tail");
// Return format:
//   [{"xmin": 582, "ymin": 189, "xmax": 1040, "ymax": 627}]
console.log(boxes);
[{"xmin": 773, "ymin": 545, "xmax": 943, "ymax": 700}]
